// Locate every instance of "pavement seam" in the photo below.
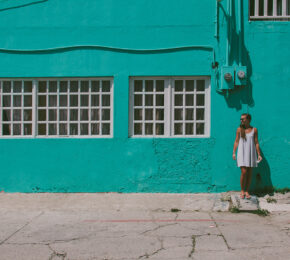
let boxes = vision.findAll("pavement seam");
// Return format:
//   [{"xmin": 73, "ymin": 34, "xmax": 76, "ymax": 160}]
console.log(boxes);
[
  {"xmin": 0, "ymin": 211, "xmax": 44, "ymax": 245},
  {"xmin": 208, "ymin": 212, "xmax": 231, "ymax": 251}
]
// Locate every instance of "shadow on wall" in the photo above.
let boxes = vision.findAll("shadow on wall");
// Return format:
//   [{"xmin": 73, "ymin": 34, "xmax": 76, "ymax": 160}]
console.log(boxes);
[
  {"xmin": 220, "ymin": 0, "xmax": 255, "ymax": 111},
  {"xmin": 251, "ymin": 149, "xmax": 273, "ymax": 194},
  {"xmin": 0, "ymin": 0, "xmax": 48, "ymax": 12}
]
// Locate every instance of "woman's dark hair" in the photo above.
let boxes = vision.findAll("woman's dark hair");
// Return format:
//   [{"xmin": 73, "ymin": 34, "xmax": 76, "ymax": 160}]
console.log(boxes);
[{"xmin": 240, "ymin": 113, "xmax": 251, "ymax": 139}]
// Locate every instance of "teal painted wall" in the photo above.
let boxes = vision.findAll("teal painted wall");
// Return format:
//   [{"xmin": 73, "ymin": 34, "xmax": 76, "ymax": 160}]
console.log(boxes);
[{"xmin": 0, "ymin": 0, "xmax": 289, "ymax": 192}]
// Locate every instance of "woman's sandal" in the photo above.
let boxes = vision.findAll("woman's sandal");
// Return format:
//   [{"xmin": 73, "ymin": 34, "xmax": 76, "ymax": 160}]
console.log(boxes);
[
  {"xmin": 240, "ymin": 193, "xmax": 245, "ymax": 199},
  {"xmin": 245, "ymin": 194, "xmax": 251, "ymax": 199}
]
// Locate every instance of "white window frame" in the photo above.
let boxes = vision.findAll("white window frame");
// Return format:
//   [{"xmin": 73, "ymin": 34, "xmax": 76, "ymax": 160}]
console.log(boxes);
[
  {"xmin": 129, "ymin": 76, "xmax": 211, "ymax": 138},
  {"xmin": 0, "ymin": 77, "xmax": 114, "ymax": 138},
  {"xmin": 249, "ymin": 0, "xmax": 290, "ymax": 20}
]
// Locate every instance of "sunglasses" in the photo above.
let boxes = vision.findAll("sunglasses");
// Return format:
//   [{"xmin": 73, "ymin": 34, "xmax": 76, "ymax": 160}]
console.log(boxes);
[{"xmin": 240, "ymin": 118, "xmax": 246, "ymax": 121}]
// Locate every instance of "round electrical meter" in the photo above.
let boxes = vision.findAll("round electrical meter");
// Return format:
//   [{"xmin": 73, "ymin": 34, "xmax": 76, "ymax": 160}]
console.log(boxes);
[
  {"xmin": 224, "ymin": 73, "xmax": 232, "ymax": 81},
  {"xmin": 238, "ymin": 70, "xmax": 246, "ymax": 79}
]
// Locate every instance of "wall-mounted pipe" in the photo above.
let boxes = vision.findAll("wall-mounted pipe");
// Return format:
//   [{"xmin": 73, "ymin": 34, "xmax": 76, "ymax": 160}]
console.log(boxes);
[
  {"xmin": 226, "ymin": 0, "xmax": 231, "ymax": 66},
  {"xmin": 238, "ymin": 0, "xmax": 242, "ymax": 66},
  {"xmin": 215, "ymin": 0, "xmax": 219, "ymax": 38}
]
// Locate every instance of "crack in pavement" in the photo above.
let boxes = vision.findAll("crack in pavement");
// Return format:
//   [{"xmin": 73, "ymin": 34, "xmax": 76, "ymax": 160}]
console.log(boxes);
[
  {"xmin": 138, "ymin": 237, "xmax": 164, "ymax": 259},
  {"xmin": 48, "ymin": 244, "xmax": 67, "ymax": 260},
  {"xmin": 208, "ymin": 212, "xmax": 231, "ymax": 251},
  {"xmin": 0, "ymin": 211, "xmax": 44, "ymax": 245},
  {"xmin": 140, "ymin": 222, "xmax": 178, "ymax": 236},
  {"xmin": 188, "ymin": 235, "xmax": 196, "ymax": 258}
]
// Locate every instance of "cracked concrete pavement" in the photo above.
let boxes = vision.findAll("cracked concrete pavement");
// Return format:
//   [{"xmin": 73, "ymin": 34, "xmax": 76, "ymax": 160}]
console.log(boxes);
[{"xmin": 0, "ymin": 193, "xmax": 289, "ymax": 260}]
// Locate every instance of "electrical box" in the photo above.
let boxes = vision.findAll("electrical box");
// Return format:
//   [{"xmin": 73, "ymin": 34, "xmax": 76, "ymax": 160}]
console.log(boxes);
[
  {"xmin": 235, "ymin": 66, "xmax": 247, "ymax": 86},
  {"xmin": 221, "ymin": 66, "xmax": 235, "ymax": 90}
]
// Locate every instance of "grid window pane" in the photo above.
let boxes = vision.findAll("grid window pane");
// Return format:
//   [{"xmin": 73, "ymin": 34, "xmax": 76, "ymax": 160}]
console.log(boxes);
[
  {"xmin": 38, "ymin": 81, "xmax": 47, "ymax": 93},
  {"xmin": 196, "ymin": 94, "xmax": 205, "ymax": 106},
  {"xmin": 59, "ymin": 95, "xmax": 68, "ymax": 106},
  {"xmin": 174, "ymin": 123, "xmax": 183, "ymax": 135},
  {"xmin": 59, "ymin": 109, "xmax": 67, "ymax": 121},
  {"xmin": 24, "ymin": 81, "xmax": 33, "ymax": 92},
  {"xmin": 102, "ymin": 123, "xmax": 110, "ymax": 135},
  {"xmin": 134, "ymin": 109, "xmax": 142, "ymax": 120},
  {"xmin": 49, "ymin": 124, "xmax": 57, "ymax": 135},
  {"xmin": 134, "ymin": 123, "xmax": 142, "ymax": 135},
  {"xmin": 13, "ymin": 110, "xmax": 21, "ymax": 121},
  {"xmin": 49, "ymin": 81, "xmax": 57, "ymax": 92},
  {"xmin": 70, "ymin": 124, "xmax": 78, "ymax": 135},
  {"xmin": 134, "ymin": 95, "xmax": 142, "ymax": 106},
  {"xmin": 91, "ymin": 109, "xmax": 99, "ymax": 120},
  {"xmin": 38, "ymin": 96, "xmax": 46, "ymax": 107},
  {"xmin": 102, "ymin": 95, "xmax": 110, "ymax": 106},
  {"xmin": 145, "ymin": 80, "xmax": 153, "ymax": 92},
  {"xmin": 3, "ymin": 96, "xmax": 11, "ymax": 107},
  {"xmin": 3, "ymin": 81, "xmax": 11, "ymax": 93},
  {"xmin": 81, "ymin": 95, "xmax": 89, "ymax": 106},
  {"xmin": 70, "ymin": 81, "xmax": 78, "ymax": 92},
  {"xmin": 175, "ymin": 80, "xmax": 183, "ymax": 92},
  {"xmin": 186, "ymin": 80, "xmax": 194, "ymax": 91},
  {"xmin": 145, "ymin": 123, "xmax": 153, "ymax": 135},
  {"xmin": 81, "ymin": 124, "xmax": 89, "ymax": 135},
  {"xmin": 24, "ymin": 109, "xmax": 32, "ymax": 121},
  {"xmin": 81, "ymin": 81, "xmax": 89, "ymax": 92},
  {"xmin": 38, "ymin": 124, "xmax": 46, "ymax": 135},
  {"xmin": 156, "ymin": 80, "xmax": 164, "ymax": 92},
  {"xmin": 24, "ymin": 124, "xmax": 32, "ymax": 135},
  {"xmin": 3, "ymin": 109, "xmax": 11, "ymax": 121},
  {"xmin": 13, "ymin": 81, "xmax": 22, "ymax": 93},
  {"xmin": 196, "ymin": 123, "xmax": 205, "ymax": 135},
  {"xmin": 156, "ymin": 109, "xmax": 164, "ymax": 120},
  {"xmin": 197, "ymin": 80, "xmax": 205, "ymax": 91},
  {"xmin": 3, "ymin": 124, "xmax": 10, "ymax": 135},
  {"xmin": 91, "ymin": 81, "xmax": 100, "ymax": 92},
  {"xmin": 196, "ymin": 108, "xmax": 205, "ymax": 120},
  {"xmin": 60, "ymin": 81, "xmax": 68, "ymax": 92},
  {"xmin": 156, "ymin": 123, "xmax": 164, "ymax": 135},
  {"xmin": 59, "ymin": 124, "xmax": 67, "ymax": 135},
  {"xmin": 13, "ymin": 96, "xmax": 22, "ymax": 107},
  {"xmin": 13, "ymin": 124, "xmax": 21, "ymax": 135},
  {"xmin": 91, "ymin": 95, "xmax": 99, "ymax": 106},
  {"xmin": 145, "ymin": 109, "xmax": 153, "ymax": 120},
  {"xmin": 49, "ymin": 95, "xmax": 57, "ymax": 107},
  {"xmin": 134, "ymin": 80, "xmax": 143, "ymax": 92},
  {"xmin": 102, "ymin": 81, "xmax": 110, "ymax": 92},
  {"xmin": 175, "ymin": 95, "xmax": 183, "ymax": 106},
  {"xmin": 91, "ymin": 123, "xmax": 99, "ymax": 135},
  {"xmin": 24, "ymin": 95, "xmax": 32, "ymax": 107}
]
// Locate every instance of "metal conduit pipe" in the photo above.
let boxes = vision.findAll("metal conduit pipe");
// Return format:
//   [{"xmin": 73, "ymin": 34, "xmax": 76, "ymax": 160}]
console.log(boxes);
[{"xmin": 238, "ymin": 0, "xmax": 242, "ymax": 66}]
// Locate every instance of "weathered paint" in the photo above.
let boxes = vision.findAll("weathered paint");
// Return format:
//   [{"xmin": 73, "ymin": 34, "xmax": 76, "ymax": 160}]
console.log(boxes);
[{"xmin": 0, "ymin": 0, "xmax": 289, "ymax": 192}]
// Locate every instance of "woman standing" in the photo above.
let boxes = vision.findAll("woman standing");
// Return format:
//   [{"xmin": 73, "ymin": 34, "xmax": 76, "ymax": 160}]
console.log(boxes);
[{"xmin": 233, "ymin": 113, "xmax": 262, "ymax": 199}]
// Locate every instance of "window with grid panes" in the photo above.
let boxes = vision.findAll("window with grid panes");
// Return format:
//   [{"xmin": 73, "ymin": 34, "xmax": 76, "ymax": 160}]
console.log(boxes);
[
  {"xmin": 0, "ymin": 78, "xmax": 113, "ymax": 137},
  {"xmin": 129, "ymin": 77, "xmax": 210, "ymax": 137}
]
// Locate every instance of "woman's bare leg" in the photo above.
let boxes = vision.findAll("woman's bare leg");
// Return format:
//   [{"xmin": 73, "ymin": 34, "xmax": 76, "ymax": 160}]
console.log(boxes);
[
  {"xmin": 245, "ymin": 167, "xmax": 252, "ymax": 198},
  {"xmin": 240, "ymin": 167, "xmax": 247, "ymax": 198}
]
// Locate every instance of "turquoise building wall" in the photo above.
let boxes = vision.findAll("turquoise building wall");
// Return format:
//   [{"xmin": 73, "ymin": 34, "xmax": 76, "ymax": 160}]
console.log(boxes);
[{"xmin": 0, "ymin": 0, "xmax": 289, "ymax": 192}]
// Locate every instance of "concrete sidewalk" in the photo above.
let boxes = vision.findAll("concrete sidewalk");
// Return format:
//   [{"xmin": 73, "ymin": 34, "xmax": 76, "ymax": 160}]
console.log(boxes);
[{"xmin": 0, "ymin": 193, "xmax": 289, "ymax": 260}]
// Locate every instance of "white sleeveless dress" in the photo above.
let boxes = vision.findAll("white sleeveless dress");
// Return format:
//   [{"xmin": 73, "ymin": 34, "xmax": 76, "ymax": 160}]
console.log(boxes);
[{"xmin": 237, "ymin": 127, "xmax": 258, "ymax": 167}]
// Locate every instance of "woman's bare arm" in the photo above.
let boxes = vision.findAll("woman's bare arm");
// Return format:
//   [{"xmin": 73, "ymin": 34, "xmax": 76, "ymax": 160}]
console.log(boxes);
[
  {"xmin": 254, "ymin": 128, "xmax": 262, "ymax": 160},
  {"xmin": 232, "ymin": 128, "xmax": 240, "ymax": 159}
]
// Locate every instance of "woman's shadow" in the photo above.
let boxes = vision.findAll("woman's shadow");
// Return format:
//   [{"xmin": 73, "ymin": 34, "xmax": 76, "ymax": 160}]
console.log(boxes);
[{"xmin": 251, "ymin": 149, "xmax": 274, "ymax": 195}]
